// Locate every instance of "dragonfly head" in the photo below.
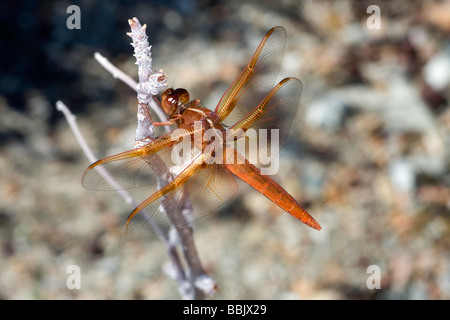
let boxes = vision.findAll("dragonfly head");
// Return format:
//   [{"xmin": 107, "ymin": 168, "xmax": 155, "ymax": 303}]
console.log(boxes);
[{"xmin": 161, "ymin": 88, "xmax": 190, "ymax": 116}]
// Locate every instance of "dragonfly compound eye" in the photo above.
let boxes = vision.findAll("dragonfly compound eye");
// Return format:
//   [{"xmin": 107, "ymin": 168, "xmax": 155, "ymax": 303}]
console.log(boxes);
[
  {"xmin": 161, "ymin": 88, "xmax": 177, "ymax": 115},
  {"xmin": 173, "ymin": 88, "xmax": 190, "ymax": 104}
]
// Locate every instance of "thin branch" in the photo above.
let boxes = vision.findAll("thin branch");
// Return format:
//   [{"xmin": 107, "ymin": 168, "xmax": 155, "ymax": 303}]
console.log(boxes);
[
  {"xmin": 127, "ymin": 17, "xmax": 169, "ymax": 142},
  {"xmin": 94, "ymin": 52, "xmax": 138, "ymax": 90},
  {"xmin": 94, "ymin": 52, "xmax": 170, "ymax": 134},
  {"xmin": 56, "ymin": 101, "xmax": 97, "ymax": 164},
  {"xmin": 56, "ymin": 101, "xmax": 134, "ymax": 205}
]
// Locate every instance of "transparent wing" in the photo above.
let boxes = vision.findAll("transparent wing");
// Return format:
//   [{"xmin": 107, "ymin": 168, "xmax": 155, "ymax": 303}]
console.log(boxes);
[
  {"xmin": 123, "ymin": 163, "xmax": 238, "ymax": 241},
  {"xmin": 82, "ymin": 144, "xmax": 174, "ymax": 191},
  {"xmin": 215, "ymin": 26, "xmax": 287, "ymax": 127},
  {"xmin": 81, "ymin": 128, "xmax": 199, "ymax": 191},
  {"xmin": 228, "ymin": 77, "xmax": 303, "ymax": 167}
]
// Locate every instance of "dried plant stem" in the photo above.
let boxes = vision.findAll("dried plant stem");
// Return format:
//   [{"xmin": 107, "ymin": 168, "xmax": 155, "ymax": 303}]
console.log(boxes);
[
  {"xmin": 56, "ymin": 101, "xmax": 134, "ymax": 205},
  {"xmin": 127, "ymin": 17, "xmax": 169, "ymax": 142},
  {"xmin": 94, "ymin": 52, "xmax": 138, "ymax": 91},
  {"xmin": 94, "ymin": 52, "xmax": 169, "ymax": 134}
]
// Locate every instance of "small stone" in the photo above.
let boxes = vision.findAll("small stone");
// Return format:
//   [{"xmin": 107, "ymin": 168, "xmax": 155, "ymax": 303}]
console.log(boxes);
[{"xmin": 423, "ymin": 50, "xmax": 450, "ymax": 91}]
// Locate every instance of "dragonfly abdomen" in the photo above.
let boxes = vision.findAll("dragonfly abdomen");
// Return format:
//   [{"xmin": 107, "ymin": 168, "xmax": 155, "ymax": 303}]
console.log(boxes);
[{"xmin": 226, "ymin": 162, "xmax": 321, "ymax": 230}]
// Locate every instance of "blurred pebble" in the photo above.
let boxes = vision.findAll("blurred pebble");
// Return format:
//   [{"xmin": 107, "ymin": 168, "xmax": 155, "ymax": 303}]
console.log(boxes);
[
  {"xmin": 305, "ymin": 95, "xmax": 347, "ymax": 131},
  {"xmin": 423, "ymin": 49, "xmax": 450, "ymax": 91},
  {"xmin": 437, "ymin": 265, "xmax": 450, "ymax": 298},
  {"xmin": 388, "ymin": 158, "xmax": 415, "ymax": 193},
  {"xmin": 408, "ymin": 280, "xmax": 428, "ymax": 300}
]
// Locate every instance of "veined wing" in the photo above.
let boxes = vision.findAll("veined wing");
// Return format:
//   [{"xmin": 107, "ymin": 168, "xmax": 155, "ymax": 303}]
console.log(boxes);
[
  {"xmin": 215, "ymin": 26, "xmax": 287, "ymax": 127},
  {"xmin": 123, "ymin": 159, "xmax": 238, "ymax": 241},
  {"xmin": 227, "ymin": 77, "xmax": 303, "ymax": 167},
  {"xmin": 81, "ymin": 127, "xmax": 200, "ymax": 191}
]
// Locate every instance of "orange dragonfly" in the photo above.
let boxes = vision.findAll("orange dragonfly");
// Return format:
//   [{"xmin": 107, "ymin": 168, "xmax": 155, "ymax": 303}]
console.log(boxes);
[{"xmin": 82, "ymin": 26, "xmax": 321, "ymax": 241}]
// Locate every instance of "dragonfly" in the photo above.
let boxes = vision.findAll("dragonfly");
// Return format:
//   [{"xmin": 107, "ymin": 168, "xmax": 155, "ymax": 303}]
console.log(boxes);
[{"xmin": 82, "ymin": 26, "xmax": 321, "ymax": 241}]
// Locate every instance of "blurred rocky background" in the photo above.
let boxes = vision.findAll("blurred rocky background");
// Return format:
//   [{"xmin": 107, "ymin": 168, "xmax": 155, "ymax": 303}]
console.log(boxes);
[{"xmin": 0, "ymin": 0, "xmax": 449, "ymax": 299}]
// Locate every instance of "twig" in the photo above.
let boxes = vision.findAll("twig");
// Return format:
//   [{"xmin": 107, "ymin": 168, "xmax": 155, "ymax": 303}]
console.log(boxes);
[
  {"xmin": 56, "ymin": 101, "xmax": 97, "ymax": 164},
  {"xmin": 56, "ymin": 101, "xmax": 134, "ymax": 205},
  {"xmin": 127, "ymin": 17, "xmax": 169, "ymax": 142},
  {"xmin": 94, "ymin": 52, "xmax": 170, "ymax": 134},
  {"xmin": 94, "ymin": 52, "xmax": 138, "ymax": 91}
]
